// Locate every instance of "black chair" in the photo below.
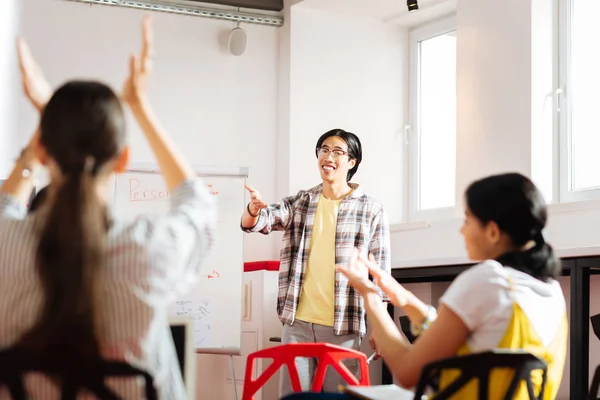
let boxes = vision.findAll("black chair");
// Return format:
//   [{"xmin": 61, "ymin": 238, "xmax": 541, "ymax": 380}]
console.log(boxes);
[
  {"xmin": 398, "ymin": 316, "xmax": 418, "ymax": 344},
  {"xmin": 0, "ymin": 348, "xmax": 157, "ymax": 400},
  {"xmin": 590, "ymin": 364, "xmax": 600, "ymax": 400},
  {"xmin": 591, "ymin": 313, "xmax": 600, "ymax": 342},
  {"xmin": 588, "ymin": 314, "xmax": 600, "ymax": 400},
  {"xmin": 413, "ymin": 349, "xmax": 548, "ymax": 400},
  {"xmin": 589, "ymin": 314, "xmax": 600, "ymax": 400}
]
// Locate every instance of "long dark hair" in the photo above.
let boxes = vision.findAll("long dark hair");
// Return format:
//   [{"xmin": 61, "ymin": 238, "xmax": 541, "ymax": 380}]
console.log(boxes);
[
  {"xmin": 18, "ymin": 81, "xmax": 126, "ymax": 355},
  {"xmin": 315, "ymin": 129, "xmax": 362, "ymax": 181},
  {"xmin": 465, "ymin": 173, "xmax": 560, "ymax": 282},
  {"xmin": 28, "ymin": 186, "xmax": 48, "ymax": 212}
]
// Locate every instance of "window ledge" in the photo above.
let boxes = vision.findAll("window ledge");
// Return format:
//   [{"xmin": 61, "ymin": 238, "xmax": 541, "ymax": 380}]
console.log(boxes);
[
  {"xmin": 390, "ymin": 216, "xmax": 460, "ymax": 232},
  {"xmin": 548, "ymin": 198, "xmax": 600, "ymax": 214},
  {"xmin": 392, "ymin": 199, "xmax": 600, "ymax": 233},
  {"xmin": 390, "ymin": 220, "xmax": 431, "ymax": 232}
]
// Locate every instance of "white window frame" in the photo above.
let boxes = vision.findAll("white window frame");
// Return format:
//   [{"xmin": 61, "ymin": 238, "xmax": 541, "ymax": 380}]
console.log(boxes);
[
  {"xmin": 557, "ymin": 0, "xmax": 600, "ymax": 202},
  {"xmin": 407, "ymin": 15, "xmax": 457, "ymax": 222}
]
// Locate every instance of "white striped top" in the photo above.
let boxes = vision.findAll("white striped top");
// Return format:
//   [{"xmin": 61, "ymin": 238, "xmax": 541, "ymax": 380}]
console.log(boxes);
[{"xmin": 0, "ymin": 179, "xmax": 217, "ymax": 399}]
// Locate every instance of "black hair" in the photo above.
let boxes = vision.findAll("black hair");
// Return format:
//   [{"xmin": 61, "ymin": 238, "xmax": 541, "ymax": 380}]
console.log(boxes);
[
  {"xmin": 29, "ymin": 186, "xmax": 48, "ymax": 213},
  {"xmin": 315, "ymin": 129, "xmax": 362, "ymax": 181},
  {"xmin": 465, "ymin": 172, "xmax": 560, "ymax": 282}
]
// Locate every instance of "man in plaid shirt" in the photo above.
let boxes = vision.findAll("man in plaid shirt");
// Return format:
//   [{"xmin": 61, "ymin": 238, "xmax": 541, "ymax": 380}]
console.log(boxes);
[{"xmin": 241, "ymin": 129, "xmax": 391, "ymax": 395}]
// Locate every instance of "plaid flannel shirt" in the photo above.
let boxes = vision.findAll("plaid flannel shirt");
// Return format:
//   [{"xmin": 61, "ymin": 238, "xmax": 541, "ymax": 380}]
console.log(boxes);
[{"xmin": 242, "ymin": 183, "xmax": 391, "ymax": 336}]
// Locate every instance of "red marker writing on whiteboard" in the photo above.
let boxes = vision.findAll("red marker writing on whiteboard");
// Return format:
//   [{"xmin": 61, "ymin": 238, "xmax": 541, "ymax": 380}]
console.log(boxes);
[{"xmin": 202, "ymin": 270, "xmax": 220, "ymax": 279}]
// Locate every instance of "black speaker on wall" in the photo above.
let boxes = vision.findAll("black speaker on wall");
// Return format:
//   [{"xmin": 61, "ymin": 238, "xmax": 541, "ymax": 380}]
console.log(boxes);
[{"xmin": 407, "ymin": 0, "xmax": 419, "ymax": 12}]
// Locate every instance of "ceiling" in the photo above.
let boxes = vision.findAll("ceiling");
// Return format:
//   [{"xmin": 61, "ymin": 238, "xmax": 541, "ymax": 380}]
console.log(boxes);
[
  {"xmin": 296, "ymin": 0, "xmax": 456, "ymax": 27},
  {"xmin": 197, "ymin": 0, "xmax": 283, "ymax": 11},
  {"xmin": 179, "ymin": 0, "xmax": 456, "ymax": 24}
]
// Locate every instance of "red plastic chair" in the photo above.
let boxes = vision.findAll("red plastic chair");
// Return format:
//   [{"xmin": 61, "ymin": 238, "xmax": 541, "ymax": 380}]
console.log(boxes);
[{"xmin": 242, "ymin": 343, "xmax": 370, "ymax": 400}]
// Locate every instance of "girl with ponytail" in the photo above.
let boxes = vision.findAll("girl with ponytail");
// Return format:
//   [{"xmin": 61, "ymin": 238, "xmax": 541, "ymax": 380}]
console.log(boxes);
[
  {"xmin": 0, "ymin": 16, "xmax": 216, "ymax": 399},
  {"xmin": 338, "ymin": 173, "xmax": 567, "ymax": 399}
]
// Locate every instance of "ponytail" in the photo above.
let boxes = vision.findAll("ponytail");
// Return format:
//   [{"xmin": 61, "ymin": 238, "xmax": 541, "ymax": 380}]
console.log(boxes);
[
  {"xmin": 495, "ymin": 232, "xmax": 561, "ymax": 282},
  {"xmin": 18, "ymin": 165, "xmax": 106, "ymax": 356}
]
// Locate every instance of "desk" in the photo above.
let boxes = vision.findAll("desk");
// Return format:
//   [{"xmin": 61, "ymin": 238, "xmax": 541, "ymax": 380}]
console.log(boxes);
[{"xmin": 384, "ymin": 247, "xmax": 600, "ymax": 400}]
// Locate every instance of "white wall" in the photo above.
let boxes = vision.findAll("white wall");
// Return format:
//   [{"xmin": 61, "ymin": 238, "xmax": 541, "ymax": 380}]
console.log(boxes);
[
  {"xmin": 455, "ymin": 0, "xmax": 532, "ymax": 197},
  {"xmin": 391, "ymin": 0, "xmax": 537, "ymax": 262},
  {"xmin": 5, "ymin": 0, "xmax": 281, "ymax": 263},
  {"xmin": 283, "ymin": 4, "xmax": 407, "ymax": 224}
]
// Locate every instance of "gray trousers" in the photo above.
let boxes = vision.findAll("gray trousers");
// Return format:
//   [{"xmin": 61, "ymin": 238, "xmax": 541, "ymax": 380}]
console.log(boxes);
[{"xmin": 279, "ymin": 320, "xmax": 362, "ymax": 397}]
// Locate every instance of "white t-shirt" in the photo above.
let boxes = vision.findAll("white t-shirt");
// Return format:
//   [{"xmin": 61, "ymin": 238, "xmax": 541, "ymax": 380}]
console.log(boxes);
[{"xmin": 440, "ymin": 260, "xmax": 566, "ymax": 353}]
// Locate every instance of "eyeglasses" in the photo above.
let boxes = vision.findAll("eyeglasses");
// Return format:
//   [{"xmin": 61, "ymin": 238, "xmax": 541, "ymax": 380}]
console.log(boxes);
[{"xmin": 316, "ymin": 147, "xmax": 349, "ymax": 159}]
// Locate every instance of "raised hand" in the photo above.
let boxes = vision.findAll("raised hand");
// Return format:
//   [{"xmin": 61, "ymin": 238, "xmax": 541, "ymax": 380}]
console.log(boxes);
[
  {"xmin": 16, "ymin": 38, "xmax": 52, "ymax": 111},
  {"xmin": 337, "ymin": 248, "xmax": 414, "ymax": 308},
  {"xmin": 123, "ymin": 15, "xmax": 153, "ymax": 107},
  {"xmin": 336, "ymin": 248, "xmax": 379, "ymax": 296},
  {"xmin": 360, "ymin": 252, "xmax": 413, "ymax": 307},
  {"xmin": 245, "ymin": 184, "xmax": 268, "ymax": 216}
]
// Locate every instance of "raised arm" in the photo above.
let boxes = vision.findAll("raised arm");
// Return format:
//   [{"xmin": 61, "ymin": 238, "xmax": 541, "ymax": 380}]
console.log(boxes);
[
  {"xmin": 350, "ymin": 249, "xmax": 430, "ymax": 327},
  {"xmin": 240, "ymin": 184, "xmax": 296, "ymax": 234},
  {"xmin": 362, "ymin": 292, "xmax": 469, "ymax": 388},
  {"xmin": 241, "ymin": 184, "xmax": 268, "ymax": 229},
  {"xmin": 337, "ymin": 255, "xmax": 469, "ymax": 388},
  {"xmin": 0, "ymin": 133, "xmax": 41, "ymax": 207},
  {"xmin": 16, "ymin": 38, "xmax": 52, "ymax": 112},
  {"xmin": 122, "ymin": 16, "xmax": 194, "ymax": 191},
  {"xmin": 0, "ymin": 39, "xmax": 51, "ymax": 206}
]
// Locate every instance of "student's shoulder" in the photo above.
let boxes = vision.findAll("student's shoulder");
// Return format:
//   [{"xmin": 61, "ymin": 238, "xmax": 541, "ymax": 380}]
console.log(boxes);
[
  {"xmin": 454, "ymin": 260, "xmax": 508, "ymax": 287},
  {"xmin": 441, "ymin": 260, "xmax": 511, "ymax": 331}
]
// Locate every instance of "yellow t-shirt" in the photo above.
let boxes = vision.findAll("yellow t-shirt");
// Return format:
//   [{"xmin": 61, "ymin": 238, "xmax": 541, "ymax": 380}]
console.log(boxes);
[{"xmin": 295, "ymin": 194, "xmax": 341, "ymax": 326}]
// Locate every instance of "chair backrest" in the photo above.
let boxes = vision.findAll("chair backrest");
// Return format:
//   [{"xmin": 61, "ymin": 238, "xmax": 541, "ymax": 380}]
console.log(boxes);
[
  {"xmin": 0, "ymin": 348, "xmax": 157, "ymax": 400},
  {"xmin": 591, "ymin": 314, "xmax": 600, "ymax": 342},
  {"xmin": 413, "ymin": 350, "xmax": 548, "ymax": 400},
  {"xmin": 590, "ymin": 364, "xmax": 600, "ymax": 400},
  {"xmin": 398, "ymin": 316, "xmax": 417, "ymax": 344},
  {"xmin": 242, "ymin": 343, "xmax": 370, "ymax": 400},
  {"xmin": 169, "ymin": 316, "xmax": 196, "ymax": 400}
]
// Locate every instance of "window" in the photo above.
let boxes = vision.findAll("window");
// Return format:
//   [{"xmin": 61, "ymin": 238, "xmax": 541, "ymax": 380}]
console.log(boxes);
[
  {"xmin": 558, "ymin": 0, "xmax": 600, "ymax": 202},
  {"xmin": 408, "ymin": 16, "xmax": 457, "ymax": 221}
]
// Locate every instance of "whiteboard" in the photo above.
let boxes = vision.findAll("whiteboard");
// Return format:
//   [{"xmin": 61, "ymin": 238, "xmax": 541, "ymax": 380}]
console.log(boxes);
[{"xmin": 111, "ymin": 163, "xmax": 247, "ymax": 355}]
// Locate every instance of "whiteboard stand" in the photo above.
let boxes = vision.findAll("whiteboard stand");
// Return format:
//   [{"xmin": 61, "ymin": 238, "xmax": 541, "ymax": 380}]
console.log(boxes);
[{"xmin": 229, "ymin": 355, "xmax": 238, "ymax": 400}]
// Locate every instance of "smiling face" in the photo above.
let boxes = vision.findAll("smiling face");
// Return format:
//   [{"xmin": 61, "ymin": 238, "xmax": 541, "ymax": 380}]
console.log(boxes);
[{"xmin": 317, "ymin": 136, "xmax": 356, "ymax": 184}]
